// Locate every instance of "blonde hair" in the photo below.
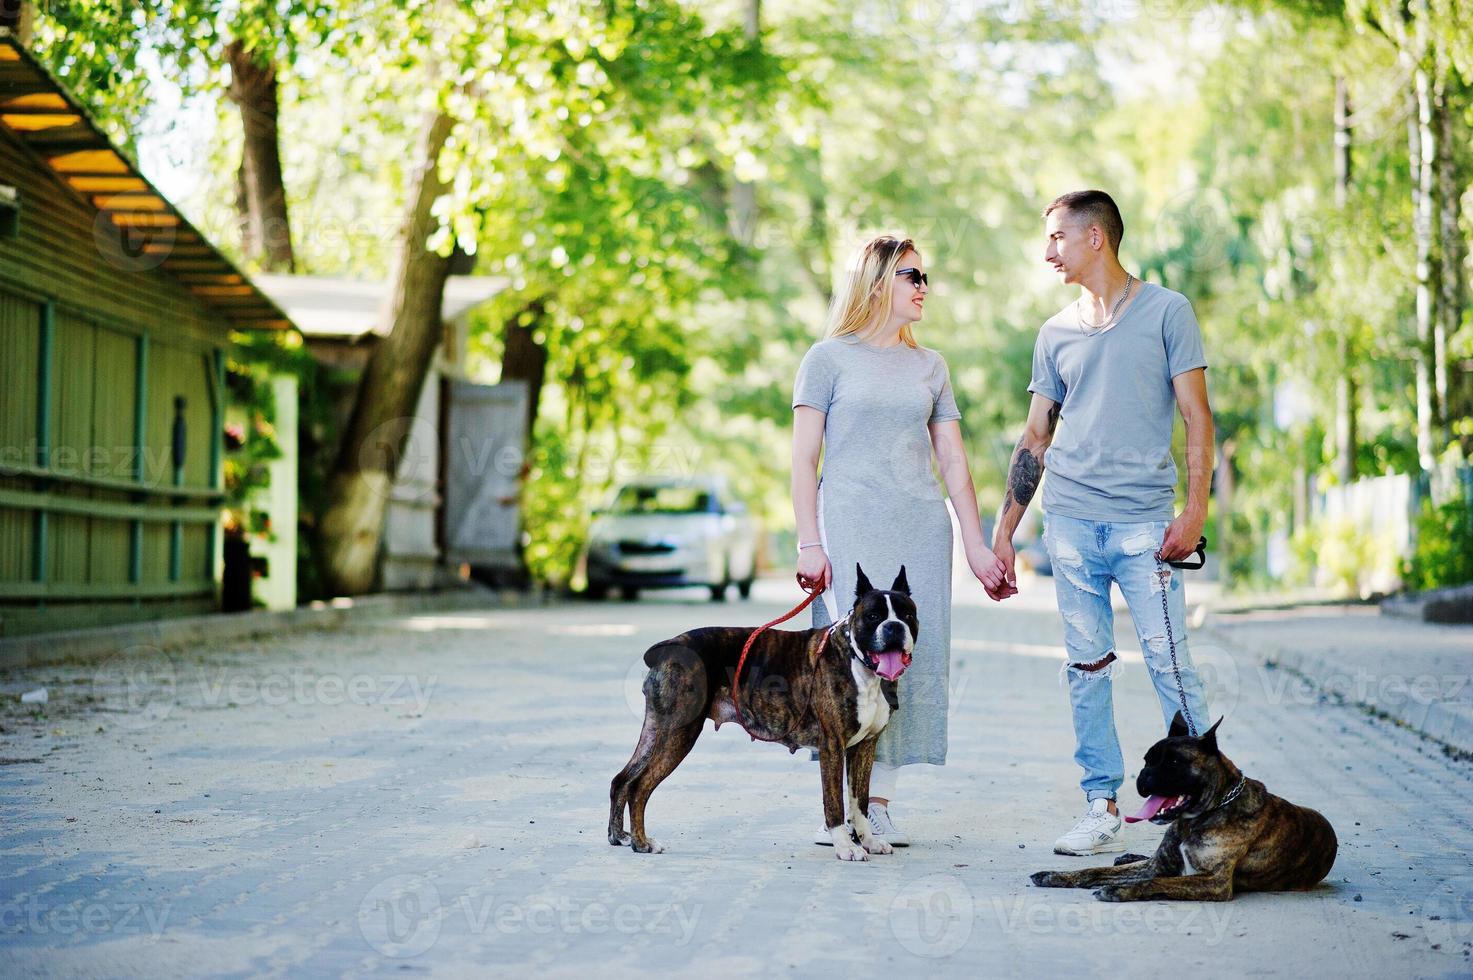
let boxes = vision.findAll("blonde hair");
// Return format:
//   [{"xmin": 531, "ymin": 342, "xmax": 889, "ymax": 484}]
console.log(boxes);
[{"xmin": 824, "ymin": 234, "xmax": 921, "ymax": 349}]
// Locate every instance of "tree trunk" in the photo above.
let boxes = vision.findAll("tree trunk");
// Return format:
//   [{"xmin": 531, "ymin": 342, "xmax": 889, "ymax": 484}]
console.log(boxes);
[
  {"xmin": 319, "ymin": 108, "xmax": 456, "ymax": 595},
  {"xmin": 1333, "ymin": 76, "xmax": 1351, "ymax": 209},
  {"xmin": 225, "ymin": 39, "xmax": 295, "ymax": 272},
  {"xmin": 1428, "ymin": 73, "xmax": 1451, "ymax": 448},
  {"xmin": 1406, "ymin": 50, "xmax": 1439, "ymax": 471},
  {"xmin": 798, "ymin": 142, "xmax": 833, "ymax": 309},
  {"xmin": 1218, "ymin": 441, "xmax": 1236, "ymax": 587},
  {"xmin": 728, "ymin": 0, "xmax": 760, "ymax": 245},
  {"xmin": 1333, "ymin": 76, "xmax": 1357, "ymax": 484},
  {"xmin": 1434, "ymin": 70, "xmax": 1466, "ymax": 443},
  {"xmin": 500, "ymin": 299, "xmax": 548, "ymax": 444},
  {"xmin": 0, "ymin": 2, "xmax": 34, "ymax": 44}
]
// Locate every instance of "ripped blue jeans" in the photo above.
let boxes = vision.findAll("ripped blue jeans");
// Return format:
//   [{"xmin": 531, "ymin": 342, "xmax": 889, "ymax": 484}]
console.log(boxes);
[{"xmin": 1043, "ymin": 513, "xmax": 1211, "ymax": 803}]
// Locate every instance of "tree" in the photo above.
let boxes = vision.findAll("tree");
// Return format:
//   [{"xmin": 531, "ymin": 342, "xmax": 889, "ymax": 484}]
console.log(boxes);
[
  {"xmin": 226, "ymin": 37, "xmax": 295, "ymax": 270},
  {"xmin": 319, "ymin": 106, "xmax": 455, "ymax": 594},
  {"xmin": 316, "ymin": 0, "xmax": 784, "ymax": 593},
  {"xmin": 26, "ymin": 2, "xmax": 342, "ymax": 272},
  {"xmin": 0, "ymin": 2, "xmax": 34, "ymax": 43}
]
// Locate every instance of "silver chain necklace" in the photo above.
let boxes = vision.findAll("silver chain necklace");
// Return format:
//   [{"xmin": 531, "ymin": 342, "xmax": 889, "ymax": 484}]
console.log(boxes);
[{"xmin": 1075, "ymin": 273, "xmax": 1134, "ymax": 335}]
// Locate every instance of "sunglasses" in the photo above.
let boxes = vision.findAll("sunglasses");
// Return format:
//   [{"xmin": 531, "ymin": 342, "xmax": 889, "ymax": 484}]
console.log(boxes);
[{"xmin": 895, "ymin": 267, "xmax": 928, "ymax": 287}]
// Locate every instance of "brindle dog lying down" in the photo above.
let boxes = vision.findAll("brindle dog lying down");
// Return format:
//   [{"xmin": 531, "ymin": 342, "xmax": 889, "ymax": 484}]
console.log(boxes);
[
  {"xmin": 609, "ymin": 565, "xmax": 917, "ymax": 861},
  {"xmin": 1031, "ymin": 713, "xmax": 1337, "ymax": 901}
]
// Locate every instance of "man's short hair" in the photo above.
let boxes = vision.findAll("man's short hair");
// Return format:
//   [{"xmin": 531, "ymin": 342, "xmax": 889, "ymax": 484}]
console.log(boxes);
[{"xmin": 1044, "ymin": 190, "xmax": 1124, "ymax": 255}]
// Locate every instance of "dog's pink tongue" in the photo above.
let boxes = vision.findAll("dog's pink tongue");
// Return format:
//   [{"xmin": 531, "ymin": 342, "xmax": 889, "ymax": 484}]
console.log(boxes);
[
  {"xmin": 1124, "ymin": 795, "xmax": 1171, "ymax": 824},
  {"xmin": 874, "ymin": 652, "xmax": 907, "ymax": 681}
]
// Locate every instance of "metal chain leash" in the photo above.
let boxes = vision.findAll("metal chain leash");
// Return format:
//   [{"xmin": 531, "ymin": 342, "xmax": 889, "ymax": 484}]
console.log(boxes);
[{"xmin": 1156, "ymin": 555, "xmax": 1198, "ymax": 737}]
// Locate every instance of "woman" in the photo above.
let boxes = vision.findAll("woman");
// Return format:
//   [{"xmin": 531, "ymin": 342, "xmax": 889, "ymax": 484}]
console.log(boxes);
[{"xmin": 791, "ymin": 234, "xmax": 1008, "ymax": 847}]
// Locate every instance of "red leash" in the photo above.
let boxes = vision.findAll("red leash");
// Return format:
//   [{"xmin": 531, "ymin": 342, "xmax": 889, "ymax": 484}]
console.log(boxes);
[{"xmin": 731, "ymin": 581, "xmax": 832, "ymax": 743}]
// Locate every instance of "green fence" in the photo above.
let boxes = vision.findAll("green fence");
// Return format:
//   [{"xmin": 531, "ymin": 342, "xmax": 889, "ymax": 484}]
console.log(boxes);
[{"xmin": 0, "ymin": 285, "xmax": 224, "ymax": 628}]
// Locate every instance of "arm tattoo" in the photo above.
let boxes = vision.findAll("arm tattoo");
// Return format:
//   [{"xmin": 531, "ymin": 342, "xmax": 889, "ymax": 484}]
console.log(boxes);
[
  {"xmin": 1003, "ymin": 439, "xmax": 1044, "ymax": 512},
  {"xmin": 1046, "ymin": 403, "xmax": 1061, "ymax": 435}
]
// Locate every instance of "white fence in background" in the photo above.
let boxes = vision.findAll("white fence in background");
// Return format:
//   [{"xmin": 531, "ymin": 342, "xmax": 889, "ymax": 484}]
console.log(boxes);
[{"xmin": 1312, "ymin": 461, "xmax": 1471, "ymax": 595}]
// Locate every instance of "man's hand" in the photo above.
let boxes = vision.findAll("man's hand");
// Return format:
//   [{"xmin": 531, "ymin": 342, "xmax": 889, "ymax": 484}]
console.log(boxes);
[
  {"xmin": 1157, "ymin": 508, "xmax": 1206, "ymax": 563},
  {"xmin": 987, "ymin": 538, "xmax": 1020, "ymax": 600},
  {"xmin": 967, "ymin": 545, "xmax": 1011, "ymax": 602}
]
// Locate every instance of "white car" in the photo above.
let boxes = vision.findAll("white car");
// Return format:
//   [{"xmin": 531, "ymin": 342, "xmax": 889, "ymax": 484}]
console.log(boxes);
[{"xmin": 580, "ymin": 476, "xmax": 760, "ymax": 601}]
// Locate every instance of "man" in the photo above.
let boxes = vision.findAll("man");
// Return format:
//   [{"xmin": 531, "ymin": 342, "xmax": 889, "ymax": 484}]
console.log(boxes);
[{"xmin": 992, "ymin": 189, "xmax": 1214, "ymax": 856}]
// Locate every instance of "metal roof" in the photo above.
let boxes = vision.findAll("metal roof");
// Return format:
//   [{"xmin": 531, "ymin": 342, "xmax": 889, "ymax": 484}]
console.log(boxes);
[
  {"xmin": 253, "ymin": 274, "xmax": 508, "ymax": 340},
  {"xmin": 0, "ymin": 29, "xmax": 296, "ymax": 332}
]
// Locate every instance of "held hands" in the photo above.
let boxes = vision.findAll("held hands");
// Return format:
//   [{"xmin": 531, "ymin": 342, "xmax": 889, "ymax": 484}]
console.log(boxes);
[
  {"xmin": 1157, "ymin": 507, "xmax": 1207, "ymax": 563},
  {"xmin": 968, "ymin": 543, "xmax": 1014, "ymax": 602},
  {"xmin": 796, "ymin": 546, "xmax": 832, "ymax": 593}
]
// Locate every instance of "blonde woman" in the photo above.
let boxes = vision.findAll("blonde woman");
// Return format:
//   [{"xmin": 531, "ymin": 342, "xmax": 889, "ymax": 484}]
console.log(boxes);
[{"xmin": 792, "ymin": 234, "xmax": 1009, "ymax": 847}]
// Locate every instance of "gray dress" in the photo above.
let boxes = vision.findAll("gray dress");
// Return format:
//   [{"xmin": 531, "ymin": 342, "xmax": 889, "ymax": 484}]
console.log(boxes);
[{"xmin": 792, "ymin": 334, "xmax": 961, "ymax": 767}]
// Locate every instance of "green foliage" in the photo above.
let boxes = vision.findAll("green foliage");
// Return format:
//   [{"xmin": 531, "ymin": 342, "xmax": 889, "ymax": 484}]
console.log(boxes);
[
  {"xmin": 1403, "ymin": 497, "xmax": 1473, "ymax": 591},
  {"xmin": 1290, "ymin": 518, "xmax": 1375, "ymax": 596},
  {"xmin": 221, "ymin": 351, "xmax": 283, "ymax": 541},
  {"xmin": 29, "ymin": 1, "xmax": 343, "ymax": 134},
  {"xmin": 228, "ymin": 331, "xmax": 340, "ymax": 601},
  {"xmin": 32, "ymin": 0, "xmax": 1473, "ymax": 592},
  {"xmin": 518, "ymin": 419, "xmax": 588, "ymax": 589}
]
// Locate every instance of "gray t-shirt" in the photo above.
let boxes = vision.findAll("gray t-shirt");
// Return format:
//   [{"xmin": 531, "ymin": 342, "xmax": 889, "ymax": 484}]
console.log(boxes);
[
  {"xmin": 793, "ymin": 335, "xmax": 961, "ymax": 501},
  {"xmin": 1027, "ymin": 280, "xmax": 1207, "ymax": 522}
]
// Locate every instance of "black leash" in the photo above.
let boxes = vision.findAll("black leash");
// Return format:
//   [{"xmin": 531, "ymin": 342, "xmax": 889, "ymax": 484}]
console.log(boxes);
[{"xmin": 1156, "ymin": 536, "xmax": 1207, "ymax": 737}]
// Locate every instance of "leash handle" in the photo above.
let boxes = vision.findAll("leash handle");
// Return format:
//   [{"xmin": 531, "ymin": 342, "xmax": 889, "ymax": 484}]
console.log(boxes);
[
  {"xmin": 731, "ymin": 582, "xmax": 825, "ymax": 743},
  {"xmin": 1166, "ymin": 536, "xmax": 1208, "ymax": 570}
]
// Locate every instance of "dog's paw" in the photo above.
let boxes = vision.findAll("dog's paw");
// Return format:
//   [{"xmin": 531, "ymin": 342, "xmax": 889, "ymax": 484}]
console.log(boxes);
[
  {"xmin": 1030, "ymin": 871, "xmax": 1067, "ymax": 888},
  {"xmin": 1114, "ymin": 853, "xmax": 1151, "ymax": 866},
  {"xmin": 833, "ymin": 840, "xmax": 869, "ymax": 862},
  {"xmin": 608, "ymin": 831, "xmax": 631, "ymax": 847},
  {"xmin": 1093, "ymin": 884, "xmax": 1131, "ymax": 902},
  {"xmin": 631, "ymin": 838, "xmax": 665, "ymax": 854},
  {"xmin": 861, "ymin": 835, "xmax": 893, "ymax": 856}
]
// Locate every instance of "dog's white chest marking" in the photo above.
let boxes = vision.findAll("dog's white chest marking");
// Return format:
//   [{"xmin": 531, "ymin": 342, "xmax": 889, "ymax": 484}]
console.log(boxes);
[
  {"xmin": 847, "ymin": 659, "xmax": 891, "ymax": 747},
  {"xmin": 1179, "ymin": 842, "xmax": 1197, "ymax": 875}
]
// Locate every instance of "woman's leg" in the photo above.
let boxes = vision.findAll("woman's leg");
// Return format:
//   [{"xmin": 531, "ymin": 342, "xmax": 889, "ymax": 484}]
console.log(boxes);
[
  {"xmin": 868, "ymin": 760, "xmax": 898, "ymax": 806},
  {"xmin": 864, "ymin": 761, "xmax": 908, "ymax": 845}
]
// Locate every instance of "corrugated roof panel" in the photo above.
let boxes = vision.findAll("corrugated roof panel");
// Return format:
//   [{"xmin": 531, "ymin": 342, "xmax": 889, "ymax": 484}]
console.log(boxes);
[
  {"xmin": 1, "ymin": 112, "xmax": 80, "ymax": 130},
  {"xmin": 0, "ymin": 92, "xmax": 66, "ymax": 109},
  {"xmin": 68, "ymin": 176, "xmax": 148, "ymax": 192},
  {"xmin": 177, "ymin": 274, "xmax": 245, "ymax": 285},
  {"xmin": 47, "ymin": 147, "xmax": 129, "ymax": 173},
  {"xmin": 109, "ymin": 212, "xmax": 180, "ymax": 227},
  {"xmin": 0, "ymin": 31, "xmax": 298, "ymax": 335},
  {"xmin": 190, "ymin": 285, "xmax": 254, "ymax": 297},
  {"xmin": 93, "ymin": 193, "xmax": 167, "ymax": 211}
]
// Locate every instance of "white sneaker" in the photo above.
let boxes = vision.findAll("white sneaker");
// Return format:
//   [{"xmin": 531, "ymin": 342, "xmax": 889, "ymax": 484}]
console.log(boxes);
[
  {"xmin": 1053, "ymin": 798, "xmax": 1126, "ymax": 856},
  {"xmin": 867, "ymin": 803, "xmax": 910, "ymax": 847}
]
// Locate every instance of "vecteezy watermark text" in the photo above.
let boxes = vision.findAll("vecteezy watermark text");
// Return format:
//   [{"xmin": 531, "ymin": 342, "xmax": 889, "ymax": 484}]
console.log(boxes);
[{"xmin": 357, "ymin": 875, "xmax": 701, "ymax": 958}]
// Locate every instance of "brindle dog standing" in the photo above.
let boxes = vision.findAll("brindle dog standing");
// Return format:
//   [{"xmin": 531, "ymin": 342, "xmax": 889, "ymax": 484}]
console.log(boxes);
[
  {"xmin": 609, "ymin": 565, "xmax": 917, "ymax": 861},
  {"xmin": 1031, "ymin": 713, "xmax": 1337, "ymax": 901}
]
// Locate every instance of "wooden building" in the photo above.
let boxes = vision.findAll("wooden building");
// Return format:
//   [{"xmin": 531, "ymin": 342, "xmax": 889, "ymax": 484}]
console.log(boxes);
[
  {"xmin": 0, "ymin": 30, "xmax": 295, "ymax": 636},
  {"xmin": 253, "ymin": 274, "xmax": 526, "ymax": 591}
]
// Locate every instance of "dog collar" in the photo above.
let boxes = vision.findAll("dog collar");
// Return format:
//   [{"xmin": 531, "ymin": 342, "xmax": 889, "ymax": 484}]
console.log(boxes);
[
  {"xmin": 825, "ymin": 617, "xmax": 852, "ymax": 656},
  {"xmin": 831, "ymin": 616, "xmax": 912, "ymax": 676},
  {"xmin": 828, "ymin": 617, "xmax": 867, "ymax": 664},
  {"xmin": 1210, "ymin": 776, "xmax": 1247, "ymax": 812}
]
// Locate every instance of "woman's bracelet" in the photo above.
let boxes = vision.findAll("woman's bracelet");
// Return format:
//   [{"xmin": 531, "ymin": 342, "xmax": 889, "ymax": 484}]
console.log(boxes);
[{"xmin": 796, "ymin": 540, "xmax": 824, "ymax": 554}]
